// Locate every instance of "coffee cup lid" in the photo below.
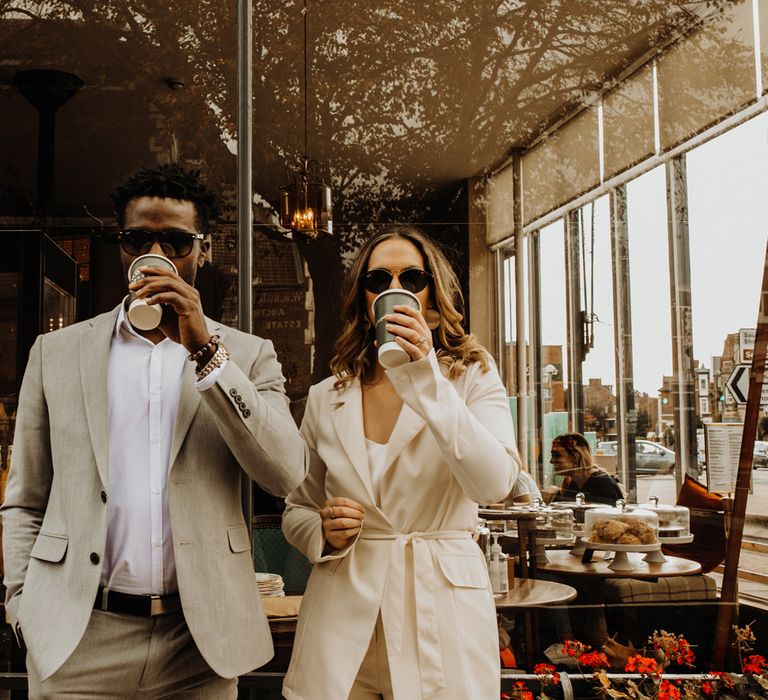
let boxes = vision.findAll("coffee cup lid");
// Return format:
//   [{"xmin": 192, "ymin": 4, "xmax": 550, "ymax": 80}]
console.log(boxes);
[
  {"xmin": 371, "ymin": 288, "xmax": 422, "ymax": 315},
  {"xmin": 127, "ymin": 253, "xmax": 177, "ymax": 281}
]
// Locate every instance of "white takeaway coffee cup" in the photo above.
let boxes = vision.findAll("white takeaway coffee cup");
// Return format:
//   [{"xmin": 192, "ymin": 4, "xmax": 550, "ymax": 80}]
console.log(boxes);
[{"xmin": 126, "ymin": 253, "xmax": 177, "ymax": 330}]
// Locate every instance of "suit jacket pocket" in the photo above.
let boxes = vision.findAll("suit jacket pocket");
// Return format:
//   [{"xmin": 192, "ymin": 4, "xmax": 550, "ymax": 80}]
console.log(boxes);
[
  {"xmin": 30, "ymin": 533, "xmax": 69, "ymax": 563},
  {"xmin": 227, "ymin": 525, "xmax": 251, "ymax": 553},
  {"xmin": 435, "ymin": 553, "xmax": 489, "ymax": 588}
]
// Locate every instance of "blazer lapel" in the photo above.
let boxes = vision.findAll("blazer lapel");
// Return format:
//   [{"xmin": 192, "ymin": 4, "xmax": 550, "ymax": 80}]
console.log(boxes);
[
  {"xmin": 80, "ymin": 308, "xmax": 120, "ymax": 489},
  {"xmin": 330, "ymin": 382, "xmax": 376, "ymax": 503},
  {"xmin": 383, "ymin": 403, "xmax": 426, "ymax": 473},
  {"xmin": 169, "ymin": 319, "xmax": 223, "ymax": 470}
]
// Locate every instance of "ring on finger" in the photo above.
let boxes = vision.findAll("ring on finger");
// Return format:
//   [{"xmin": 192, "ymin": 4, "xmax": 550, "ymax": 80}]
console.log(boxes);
[
  {"xmin": 328, "ymin": 506, "xmax": 336, "ymax": 520},
  {"xmin": 417, "ymin": 336, "xmax": 428, "ymax": 347}
]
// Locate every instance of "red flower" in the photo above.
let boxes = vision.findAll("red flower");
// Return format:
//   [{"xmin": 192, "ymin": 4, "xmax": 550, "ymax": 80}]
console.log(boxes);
[
  {"xmin": 658, "ymin": 679, "xmax": 681, "ymax": 700},
  {"xmin": 700, "ymin": 681, "xmax": 713, "ymax": 695},
  {"xmin": 624, "ymin": 654, "xmax": 660, "ymax": 675},
  {"xmin": 707, "ymin": 671, "xmax": 734, "ymax": 689},
  {"xmin": 743, "ymin": 654, "xmax": 767, "ymax": 675},
  {"xmin": 577, "ymin": 650, "xmax": 609, "ymax": 668},
  {"xmin": 563, "ymin": 640, "xmax": 587, "ymax": 658},
  {"xmin": 648, "ymin": 631, "xmax": 696, "ymax": 667},
  {"xmin": 509, "ymin": 681, "xmax": 533, "ymax": 700},
  {"xmin": 533, "ymin": 663, "xmax": 559, "ymax": 684}
]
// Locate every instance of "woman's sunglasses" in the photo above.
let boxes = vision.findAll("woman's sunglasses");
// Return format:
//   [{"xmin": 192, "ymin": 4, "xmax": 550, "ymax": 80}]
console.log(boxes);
[{"xmin": 361, "ymin": 268, "xmax": 433, "ymax": 295}]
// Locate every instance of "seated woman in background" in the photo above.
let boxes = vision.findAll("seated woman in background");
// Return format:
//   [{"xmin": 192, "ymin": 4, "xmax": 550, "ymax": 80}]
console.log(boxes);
[
  {"xmin": 542, "ymin": 433, "xmax": 623, "ymax": 505},
  {"xmin": 505, "ymin": 468, "xmax": 543, "ymax": 506}
]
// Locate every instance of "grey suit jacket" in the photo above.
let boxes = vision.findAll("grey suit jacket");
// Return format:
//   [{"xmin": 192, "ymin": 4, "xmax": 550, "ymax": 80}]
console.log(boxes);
[{"xmin": 1, "ymin": 306, "xmax": 308, "ymax": 681}]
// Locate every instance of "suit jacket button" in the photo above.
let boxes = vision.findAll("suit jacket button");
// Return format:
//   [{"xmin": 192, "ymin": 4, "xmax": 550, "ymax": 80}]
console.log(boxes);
[
  {"xmin": 229, "ymin": 388, "xmax": 237, "ymax": 396},
  {"xmin": 235, "ymin": 394, "xmax": 243, "ymax": 402},
  {"xmin": 100, "ymin": 491, "xmax": 107, "ymax": 503},
  {"xmin": 90, "ymin": 552, "xmax": 100, "ymax": 565},
  {"xmin": 243, "ymin": 409, "xmax": 251, "ymax": 418}
]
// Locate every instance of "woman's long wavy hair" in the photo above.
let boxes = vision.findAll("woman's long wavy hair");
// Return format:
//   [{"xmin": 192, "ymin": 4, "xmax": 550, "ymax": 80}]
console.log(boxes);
[{"xmin": 330, "ymin": 225, "xmax": 490, "ymax": 389}]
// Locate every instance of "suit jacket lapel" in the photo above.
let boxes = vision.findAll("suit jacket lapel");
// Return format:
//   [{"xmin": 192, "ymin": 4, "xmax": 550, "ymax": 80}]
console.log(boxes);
[
  {"xmin": 80, "ymin": 308, "xmax": 120, "ymax": 488},
  {"xmin": 330, "ymin": 382, "xmax": 376, "ymax": 503},
  {"xmin": 169, "ymin": 319, "xmax": 223, "ymax": 470}
]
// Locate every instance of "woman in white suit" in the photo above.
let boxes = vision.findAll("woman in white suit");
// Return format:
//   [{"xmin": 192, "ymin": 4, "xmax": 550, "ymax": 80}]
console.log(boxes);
[{"xmin": 282, "ymin": 225, "xmax": 520, "ymax": 700}]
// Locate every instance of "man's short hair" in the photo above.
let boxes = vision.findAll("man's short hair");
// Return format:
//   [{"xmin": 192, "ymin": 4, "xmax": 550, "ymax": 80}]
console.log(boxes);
[{"xmin": 110, "ymin": 163, "xmax": 219, "ymax": 234}]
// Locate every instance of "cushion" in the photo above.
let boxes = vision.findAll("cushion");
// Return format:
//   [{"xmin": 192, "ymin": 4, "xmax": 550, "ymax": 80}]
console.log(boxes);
[
  {"xmin": 603, "ymin": 573, "xmax": 718, "ymax": 604},
  {"xmin": 661, "ymin": 475, "xmax": 726, "ymax": 574}
]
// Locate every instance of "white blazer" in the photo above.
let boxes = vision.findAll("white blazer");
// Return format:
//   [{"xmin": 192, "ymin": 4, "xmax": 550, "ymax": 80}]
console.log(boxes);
[{"xmin": 282, "ymin": 351, "xmax": 519, "ymax": 699}]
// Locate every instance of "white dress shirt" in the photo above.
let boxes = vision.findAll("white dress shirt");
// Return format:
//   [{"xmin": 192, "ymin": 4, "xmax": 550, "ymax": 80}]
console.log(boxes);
[{"xmin": 101, "ymin": 302, "xmax": 224, "ymax": 594}]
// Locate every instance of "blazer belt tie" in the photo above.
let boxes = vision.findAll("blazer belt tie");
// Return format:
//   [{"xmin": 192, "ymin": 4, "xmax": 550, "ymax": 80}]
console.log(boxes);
[{"xmin": 359, "ymin": 529, "xmax": 471, "ymax": 698}]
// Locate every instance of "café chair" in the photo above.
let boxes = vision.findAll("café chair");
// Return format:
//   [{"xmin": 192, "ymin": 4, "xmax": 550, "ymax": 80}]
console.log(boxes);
[{"xmin": 252, "ymin": 514, "xmax": 312, "ymax": 596}]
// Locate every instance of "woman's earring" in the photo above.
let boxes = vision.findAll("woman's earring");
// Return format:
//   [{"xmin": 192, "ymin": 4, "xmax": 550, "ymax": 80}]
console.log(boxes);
[{"xmin": 424, "ymin": 307, "xmax": 440, "ymax": 330}]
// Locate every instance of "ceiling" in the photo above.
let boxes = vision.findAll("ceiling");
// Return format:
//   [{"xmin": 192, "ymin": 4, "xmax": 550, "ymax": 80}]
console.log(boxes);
[{"xmin": 0, "ymin": 0, "xmax": 729, "ymax": 226}]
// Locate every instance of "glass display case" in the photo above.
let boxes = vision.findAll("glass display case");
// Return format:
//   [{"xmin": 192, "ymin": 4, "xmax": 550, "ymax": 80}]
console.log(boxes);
[{"xmin": 0, "ymin": 230, "xmax": 77, "ymax": 474}]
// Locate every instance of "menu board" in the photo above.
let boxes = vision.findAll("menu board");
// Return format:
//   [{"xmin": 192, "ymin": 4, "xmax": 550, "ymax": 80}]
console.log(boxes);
[{"xmin": 705, "ymin": 423, "xmax": 750, "ymax": 494}]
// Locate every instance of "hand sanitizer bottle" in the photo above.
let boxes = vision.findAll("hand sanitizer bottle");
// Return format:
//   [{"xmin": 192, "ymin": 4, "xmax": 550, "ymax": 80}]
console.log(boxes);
[{"xmin": 489, "ymin": 533, "xmax": 508, "ymax": 594}]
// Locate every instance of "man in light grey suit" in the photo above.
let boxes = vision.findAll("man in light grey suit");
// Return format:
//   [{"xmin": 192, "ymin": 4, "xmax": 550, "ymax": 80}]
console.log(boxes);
[{"xmin": 2, "ymin": 163, "xmax": 308, "ymax": 698}]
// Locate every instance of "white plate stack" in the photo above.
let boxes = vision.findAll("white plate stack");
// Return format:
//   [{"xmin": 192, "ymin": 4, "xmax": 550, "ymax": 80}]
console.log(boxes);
[{"xmin": 255, "ymin": 572, "xmax": 285, "ymax": 597}]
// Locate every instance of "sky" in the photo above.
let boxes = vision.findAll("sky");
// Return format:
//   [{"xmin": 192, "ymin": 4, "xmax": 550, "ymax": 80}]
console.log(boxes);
[{"xmin": 532, "ymin": 110, "xmax": 768, "ymax": 397}]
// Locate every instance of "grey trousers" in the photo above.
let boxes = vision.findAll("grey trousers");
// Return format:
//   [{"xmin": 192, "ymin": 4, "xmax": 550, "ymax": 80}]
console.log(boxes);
[{"xmin": 26, "ymin": 609, "xmax": 237, "ymax": 699}]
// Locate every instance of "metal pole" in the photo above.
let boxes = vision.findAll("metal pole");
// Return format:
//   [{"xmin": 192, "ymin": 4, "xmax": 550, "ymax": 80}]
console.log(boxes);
[
  {"xmin": 237, "ymin": 0, "xmax": 253, "ymax": 527},
  {"xmin": 564, "ymin": 210, "xmax": 585, "ymax": 433},
  {"xmin": 528, "ymin": 231, "xmax": 543, "ymax": 483},
  {"xmin": 512, "ymin": 151, "xmax": 529, "ymax": 470},
  {"xmin": 494, "ymin": 249, "xmax": 506, "ymax": 378},
  {"xmin": 609, "ymin": 186, "xmax": 638, "ymax": 499},
  {"xmin": 712, "ymin": 241, "xmax": 768, "ymax": 669},
  {"xmin": 666, "ymin": 155, "xmax": 698, "ymax": 488}
]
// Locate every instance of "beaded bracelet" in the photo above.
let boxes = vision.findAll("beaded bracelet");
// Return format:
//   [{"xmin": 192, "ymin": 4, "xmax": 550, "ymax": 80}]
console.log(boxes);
[
  {"xmin": 196, "ymin": 344, "xmax": 231, "ymax": 381},
  {"xmin": 188, "ymin": 334, "xmax": 220, "ymax": 363}
]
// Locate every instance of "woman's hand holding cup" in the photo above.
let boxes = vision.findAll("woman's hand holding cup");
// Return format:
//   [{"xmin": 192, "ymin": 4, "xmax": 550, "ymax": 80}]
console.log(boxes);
[
  {"xmin": 322, "ymin": 497, "xmax": 365, "ymax": 551},
  {"xmin": 385, "ymin": 304, "xmax": 432, "ymax": 361}
]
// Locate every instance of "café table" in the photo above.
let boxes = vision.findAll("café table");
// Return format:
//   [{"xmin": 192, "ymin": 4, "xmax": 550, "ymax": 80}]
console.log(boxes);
[
  {"xmin": 537, "ymin": 550, "xmax": 702, "ymax": 578},
  {"xmin": 495, "ymin": 578, "xmax": 578, "ymax": 671},
  {"xmin": 494, "ymin": 578, "xmax": 577, "ymax": 609}
]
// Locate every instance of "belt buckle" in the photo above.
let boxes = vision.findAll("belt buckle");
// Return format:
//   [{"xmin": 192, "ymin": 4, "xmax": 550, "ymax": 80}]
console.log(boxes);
[{"xmin": 149, "ymin": 596, "xmax": 164, "ymax": 616}]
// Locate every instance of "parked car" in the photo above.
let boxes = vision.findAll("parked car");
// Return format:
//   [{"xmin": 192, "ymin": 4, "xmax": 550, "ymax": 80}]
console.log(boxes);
[
  {"xmin": 753, "ymin": 441, "xmax": 768, "ymax": 469},
  {"xmin": 595, "ymin": 440, "xmax": 676, "ymax": 475}
]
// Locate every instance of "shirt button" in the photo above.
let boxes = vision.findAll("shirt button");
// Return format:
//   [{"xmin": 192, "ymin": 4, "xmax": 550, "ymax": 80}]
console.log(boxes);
[
  {"xmin": 153, "ymin": 539, "xmax": 161, "ymax": 547},
  {"xmin": 90, "ymin": 552, "xmax": 100, "ymax": 565},
  {"xmin": 100, "ymin": 491, "xmax": 107, "ymax": 503}
]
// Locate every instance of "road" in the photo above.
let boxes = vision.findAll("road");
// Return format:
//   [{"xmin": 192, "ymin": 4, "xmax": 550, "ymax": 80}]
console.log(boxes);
[{"xmin": 634, "ymin": 468, "xmax": 768, "ymax": 540}]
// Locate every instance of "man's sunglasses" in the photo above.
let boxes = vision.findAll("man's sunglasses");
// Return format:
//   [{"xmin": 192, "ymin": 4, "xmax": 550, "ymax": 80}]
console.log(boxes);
[
  {"xmin": 112, "ymin": 229, "xmax": 205, "ymax": 258},
  {"xmin": 361, "ymin": 268, "xmax": 432, "ymax": 295}
]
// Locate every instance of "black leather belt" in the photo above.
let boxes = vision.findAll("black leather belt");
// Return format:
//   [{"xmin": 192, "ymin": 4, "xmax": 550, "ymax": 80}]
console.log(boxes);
[{"xmin": 95, "ymin": 587, "xmax": 181, "ymax": 617}]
